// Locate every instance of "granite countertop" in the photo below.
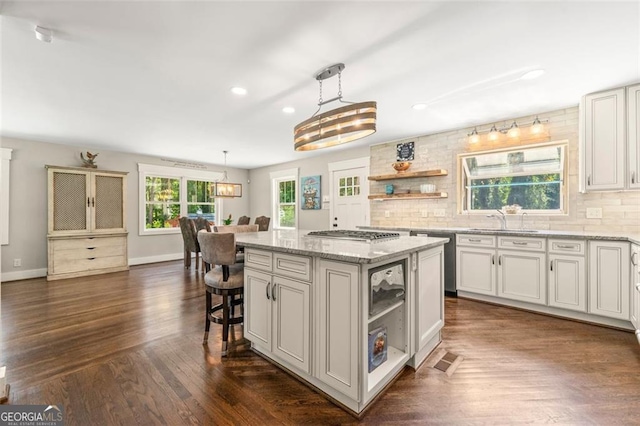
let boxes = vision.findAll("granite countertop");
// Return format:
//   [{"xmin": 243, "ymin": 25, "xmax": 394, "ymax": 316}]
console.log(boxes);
[
  {"xmin": 234, "ymin": 229, "xmax": 449, "ymax": 264},
  {"xmin": 360, "ymin": 226, "xmax": 640, "ymax": 245}
]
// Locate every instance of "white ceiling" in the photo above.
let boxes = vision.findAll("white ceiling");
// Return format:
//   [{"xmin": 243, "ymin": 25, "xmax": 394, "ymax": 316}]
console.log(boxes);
[{"xmin": 1, "ymin": 1, "xmax": 639, "ymax": 169}]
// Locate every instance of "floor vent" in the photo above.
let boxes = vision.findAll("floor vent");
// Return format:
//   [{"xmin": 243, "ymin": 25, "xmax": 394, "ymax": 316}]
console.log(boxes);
[{"xmin": 426, "ymin": 349, "xmax": 463, "ymax": 376}]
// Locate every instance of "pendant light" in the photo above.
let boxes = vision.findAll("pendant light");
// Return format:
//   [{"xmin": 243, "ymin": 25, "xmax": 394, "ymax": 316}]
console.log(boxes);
[
  {"xmin": 294, "ymin": 63, "xmax": 376, "ymax": 151},
  {"xmin": 213, "ymin": 151, "xmax": 242, "ymax": 198}
]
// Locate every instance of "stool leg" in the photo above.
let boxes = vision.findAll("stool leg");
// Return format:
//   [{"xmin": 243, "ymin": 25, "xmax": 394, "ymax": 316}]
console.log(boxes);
[
  {"xmin": 221, "ymin": 293, "xmax": 230, "ymax": 356},
  {"xmin": 203, "ymin": 289, "xmax": 211, "ymax": 344}
]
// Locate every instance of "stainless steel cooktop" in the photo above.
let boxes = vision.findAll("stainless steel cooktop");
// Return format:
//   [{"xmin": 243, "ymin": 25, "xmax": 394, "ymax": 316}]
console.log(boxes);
[{"xmin": 306, "ymin": 230, "xmax": 400, "ymax": 241}]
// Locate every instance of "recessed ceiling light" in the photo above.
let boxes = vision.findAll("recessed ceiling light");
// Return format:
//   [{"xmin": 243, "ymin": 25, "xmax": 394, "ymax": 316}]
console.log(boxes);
[
  {"xmin": 520, "ymin": 69, "xmax": 545, "ymax": 80},
  {"xmin": 231, "ymin": 87, "xmax": 247, "ymax": 96},
  {"xmin": 282, "ymin": 107, "xmax": 295, "ymax": 114},
  {"xmin": 412, "ymin": 103, "xmax": 427, "ymax": 110}
]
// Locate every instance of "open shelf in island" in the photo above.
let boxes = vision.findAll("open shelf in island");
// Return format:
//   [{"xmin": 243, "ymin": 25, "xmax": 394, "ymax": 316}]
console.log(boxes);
[
  {"xmin": 367, "ymin": 345, "xmax": 408, "ymax": 392},
  {"xmin": 368, "ymin": 169, "xmax": 448, "ymax": 181},
  {"xmin": 368, "ymin": 192, "xmax": 448, "ymax": 200}
]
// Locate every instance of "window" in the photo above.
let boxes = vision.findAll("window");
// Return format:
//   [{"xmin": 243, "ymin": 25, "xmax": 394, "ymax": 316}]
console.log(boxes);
[
  {"xmin": 138, "ymin": 163, "xmax": 223, "ymax": 235},
  {"xmin": 271, "ymin": 168, "xmax": 298, "ymax": 229},
  {"xmin": 339, "ymin": 175, "xmax": 360, "ymax": 197},
  {"xmin": 459, "ymin": 142, "xmax": 567, "ymax": 214}
]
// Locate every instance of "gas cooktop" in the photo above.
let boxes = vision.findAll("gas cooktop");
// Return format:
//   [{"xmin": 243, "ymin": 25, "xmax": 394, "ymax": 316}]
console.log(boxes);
[{"xmin": 306, "ymin": 230, "xmax": 400, "ymax": 241}]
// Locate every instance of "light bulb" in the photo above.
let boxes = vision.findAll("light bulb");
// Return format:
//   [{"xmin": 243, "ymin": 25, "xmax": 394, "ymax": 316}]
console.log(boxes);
[
  {"xmin": 468, "ymin": 129, "xmax": 480, "ymax": 144},
  {"xmin": 530, "ymin": 117, "xmax": 544, "ymax": 134},
  {"xmin": 488, "ymin": 125, "xmax": 499, "ymax": 141},
  {"xmin": 507, "ymin": 121, "xmax": 520, "ymax": 138}
]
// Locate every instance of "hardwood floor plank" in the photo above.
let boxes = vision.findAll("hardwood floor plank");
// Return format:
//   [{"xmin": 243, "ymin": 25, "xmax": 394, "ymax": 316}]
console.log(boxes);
[{"xmin": 2, "ymin": 261, "xmax": 640, "ymax": 425}]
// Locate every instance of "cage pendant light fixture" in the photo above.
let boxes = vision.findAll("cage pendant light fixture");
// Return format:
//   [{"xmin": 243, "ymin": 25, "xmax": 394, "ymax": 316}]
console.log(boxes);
[
  {"xmin": 213, "ymin": 151, "xmax": 242, "ymax": 198},
  {"xmin": 294, "ymin": 63, "xmax": 377, "ymax": 151}
]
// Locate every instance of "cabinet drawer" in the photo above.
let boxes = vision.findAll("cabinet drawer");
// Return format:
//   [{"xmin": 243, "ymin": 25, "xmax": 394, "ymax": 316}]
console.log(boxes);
[
  {"xmin": 498, "ymin": 236, "xmax": 545, "ymax": 252},
  {"xmin": 548, "ymin": 239, "xmax": 586, "ymax": 255},
  {"xmin": 245, "ymin": 249, "xmax": 273, "ymax": 272},
  {"xmin": 273, "ymin": 252, "xmax": 312, "ymax": 282},
  {"xmin": 52, "ymin": 254, "xmax": 127, "ymax": 274},
  {"xmin": 457, "ymin": 234, "xmax": 496, "ymax": 247},
  {"xmin": 50, "ymin": 236, "xmax": 126, "ymax": 250},
  {"xmin": 53, "ymin": 244, "xmax": 125, "ymax": 262}
]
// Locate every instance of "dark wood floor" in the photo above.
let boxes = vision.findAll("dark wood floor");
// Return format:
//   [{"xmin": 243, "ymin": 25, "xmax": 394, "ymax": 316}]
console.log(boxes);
[{"xmin": 2, "ymin": 261, "xmax": 640, "ymax": 425}]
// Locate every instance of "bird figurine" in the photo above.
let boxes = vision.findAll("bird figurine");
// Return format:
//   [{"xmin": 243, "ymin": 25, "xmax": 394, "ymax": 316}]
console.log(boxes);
[{"xmin": 80, "ymin": 151, "xmax": 98, "ymax": 168}]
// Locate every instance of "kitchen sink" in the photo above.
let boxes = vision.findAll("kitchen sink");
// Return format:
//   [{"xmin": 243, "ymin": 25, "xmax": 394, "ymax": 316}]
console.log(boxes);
[{"xmin": 468, "ymin": 228, "xmax": 539, "ymax": 233}]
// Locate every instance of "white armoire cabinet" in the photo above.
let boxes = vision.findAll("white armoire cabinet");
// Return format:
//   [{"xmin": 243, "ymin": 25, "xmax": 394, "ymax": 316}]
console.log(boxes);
[{"xmin": 46, "ymin": 165, "xmax": 128, "ymax": 281}]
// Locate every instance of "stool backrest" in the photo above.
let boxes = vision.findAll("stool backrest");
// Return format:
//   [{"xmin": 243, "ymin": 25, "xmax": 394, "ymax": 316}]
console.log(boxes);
[
  {"xmin": 179, "ymin": 217, "xmax": 199, "ymax": 252},
  {"xmin": 254, "ymin": 216, "xmax": 270, "ymax": 231},
  {"xmin": 237, "ymin": 215, "xmax": 250, "ymax": 225},
  {"xmin": 194, "ymin": 217, "xmax": 211, "ymax": 232},
  {"xmin": 198, "ymin": 231, "xmax": 236, "ymax": 266}
]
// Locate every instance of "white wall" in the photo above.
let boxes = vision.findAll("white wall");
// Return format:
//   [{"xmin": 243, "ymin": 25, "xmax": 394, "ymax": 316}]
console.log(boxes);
[
  {"xmin": 0, "ymin": 137, "xmax": 249, "ymax": 280},
  {"xmin": 248, "ymin": 145, "xmax": 370, "ymax": 230}
]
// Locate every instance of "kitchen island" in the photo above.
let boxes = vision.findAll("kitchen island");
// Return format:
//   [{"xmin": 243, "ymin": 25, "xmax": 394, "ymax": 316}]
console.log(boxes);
[{"xmin": 234, "ymin": 229, "xmax": 448, "ymax": 415}]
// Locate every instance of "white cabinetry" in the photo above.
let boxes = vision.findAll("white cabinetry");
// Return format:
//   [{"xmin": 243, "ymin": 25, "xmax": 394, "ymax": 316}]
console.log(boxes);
[
  {"xmin": 413, "ymin": 246, "xmax": 444, "ymax": 366},
  {"xmin": 316, "ymin": 259, "xmax": 359, "ymax": 400},
  {"xmin": 244, "ymin": 249, "xmax": 311, "ymax": 373},
  {"xmin": 46, "ymin": 165, "xmax": 128, "ymax": 281},
  {"xmin": 588, "ymin": 241, "xmax": 630, "ymax": 320},
  {"xmin": 548, "ymin": 239, "xmax": 587, "ymax": 312},
  {"xmin": 628, "ymin": 84, "xmax": 640, "ymax": 189},
  {"xmin": 582, "ymin": 83, "xmax": 640, "ymax": 191},
  {"xmin": 630, "ymin": 244, "xmax": 640, "ymax": 343},
  {"xmin": 497, "ymin": 237, "xmax": 547, "ymax": 305},
  {"xmin": 456, "ymin": 235, "xmax": 496, "ymax": 295}
]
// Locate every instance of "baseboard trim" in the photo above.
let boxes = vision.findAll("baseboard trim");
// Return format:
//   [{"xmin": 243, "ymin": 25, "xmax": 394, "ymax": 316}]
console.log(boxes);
[
  {"xmin": 128, "ymin": 252, "xmax": 183, "ymax": 266},
  {"xmin": 1, "ymin": 268, "xmax": 47, "ymax": 282}
]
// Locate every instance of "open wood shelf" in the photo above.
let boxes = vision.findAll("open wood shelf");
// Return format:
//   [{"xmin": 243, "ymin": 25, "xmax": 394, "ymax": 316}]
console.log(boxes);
[
  {"xmin": 368, "ymin": 192, "xmax": 448, "ymax": 200},
  {"xmin": 368, "ymin": 169, "xmax": 448, "ymax": 181}
]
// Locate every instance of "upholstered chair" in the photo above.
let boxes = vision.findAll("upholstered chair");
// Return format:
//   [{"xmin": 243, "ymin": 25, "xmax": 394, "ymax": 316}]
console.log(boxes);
[
  {"xmin": 178, "ymin": 217, "xmax": 200, "ymax": 269},
  {"xmin": 198, "ymin": 231, "xmax": 244, "ymax": 356},
  {"xmin": 254, "ymin": 216, "xmax": 270, "ymax": 231},
  {"xmin": 194, "ymin": 216, "xmax": 212, "ymax": 232},
  {"xmin": 237, "ymin": 215, "xmax": 250, "ymax": 225}
]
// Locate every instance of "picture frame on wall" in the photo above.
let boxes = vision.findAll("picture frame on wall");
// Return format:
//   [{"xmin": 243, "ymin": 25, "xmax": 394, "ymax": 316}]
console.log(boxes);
[
  {"xmin": 396, "ymin": 141, "xmax": 415, "ymax": 161},
  {"xmin": 301, "ymin": 175, "xmax": 321, "ymax": 210}
]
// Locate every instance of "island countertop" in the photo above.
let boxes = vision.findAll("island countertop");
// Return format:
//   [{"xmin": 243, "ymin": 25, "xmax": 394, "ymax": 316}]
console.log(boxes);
[{"xmin": 234, "ymin": 229, "xmax": 448, "ymax": 264}]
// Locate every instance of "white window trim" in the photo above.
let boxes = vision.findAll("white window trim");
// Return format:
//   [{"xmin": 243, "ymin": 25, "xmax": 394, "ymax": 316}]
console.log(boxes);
[
  {"xmin": 270, "ymin": 167, "xmax": 299, "ymax": 230},
  {"xmin": 138, "ymin": 163, "xmax": 224, "ymax": 235},
  {"xmin": 1, "ymin": 148, "xmax": 12, "ymax": 245},
  {"xmin": 457, "ymin": 141, "xmax": 568, "ymax": 216}
]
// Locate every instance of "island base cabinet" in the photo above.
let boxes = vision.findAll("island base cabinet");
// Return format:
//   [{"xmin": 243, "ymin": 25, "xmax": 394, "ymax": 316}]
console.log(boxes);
[
  {"xmin": 588, "ymin": 241, "xmax": 630, "ymax": 320},
  {"xmin": 415, "ymin": 247, "xmax": 444, "ymax": 354},
  {"xmin": 245, "ymin": 267, "xmax": 311, "ymax": 374},
  {"xmin": 316, "ymin": 260, "xmax": 359, "ymax": 401}
]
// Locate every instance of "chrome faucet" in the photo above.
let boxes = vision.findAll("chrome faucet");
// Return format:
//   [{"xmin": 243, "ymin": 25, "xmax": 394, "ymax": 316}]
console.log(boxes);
[{"xmin": 487, "ymin": 209, "xmax": 507, "ymax": 230}]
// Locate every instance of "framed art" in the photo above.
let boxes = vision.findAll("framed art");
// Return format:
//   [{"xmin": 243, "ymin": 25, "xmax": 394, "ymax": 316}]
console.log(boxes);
[
  {"xmin": 301, "ymin": 175, "xmax": 321, "ymax": 210},
  {"xmin": 396, "ymin": 141, "xmax": 414, "ymax": 161}
]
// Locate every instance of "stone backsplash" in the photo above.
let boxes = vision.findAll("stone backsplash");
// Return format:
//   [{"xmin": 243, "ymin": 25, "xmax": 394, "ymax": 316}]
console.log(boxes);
[{"xmin": 369, "ymin": 106, "xmax": 640, "ymax": 234}]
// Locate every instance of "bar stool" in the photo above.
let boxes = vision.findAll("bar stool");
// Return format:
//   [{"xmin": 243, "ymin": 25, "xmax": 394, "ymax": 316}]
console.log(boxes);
[{"xmin": 197, "ymin": 231, "xmax": 244, "ymax": 356}]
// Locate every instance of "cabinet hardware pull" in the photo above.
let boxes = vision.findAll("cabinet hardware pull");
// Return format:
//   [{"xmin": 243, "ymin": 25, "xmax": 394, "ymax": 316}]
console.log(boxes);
[
  {"xmin": 266, "ymin": 282, "xmax": 271, "ymax": 300},
  {"xmin": 636, "ymin": 283, "xmax": 640, "ymax": 292},
  {"xmin": 632, "ymin": 252, "xmax": 638, "ymax": 266},
  {"xmin": 498, "ymin": 255, "xmax": 502, "ymax": 266},
  {"xmin": 512, "ymin": 241, "xmax": 528, "ymax": 246},
  {"xmin": 550, "ymin": 260, "xmax": 553, "ymax": 271},
  {"xmin": 587, "ymin": 175, "xmax": 591, "ymax": 186},
  {"xmin": 272, "ymin": 283, "xmax": 277, "ymax": 302},
  {"xmin": 87, "ymin": 197, "xmax": 91, "ymax": 207},
  {"xmin": 492, "ymin": 254, "xmax": 495, "ymax": 265},
  {"xmin": 87, "ymin": 257, "xmax": 96, "ymax": 260},
  {"xmin": 87, "ymin": 247, "xmax": 96, "ymax": 250},
  {"xmin": 91, "ymin": 197, "xmax": 95, "ymax": 207},
  {"xmin": 556, "ymin": 244, "xmax": 576, "ymax": 249},
  {"xmin": 632, "ymin": 172, "xmax": 636, "ymax": 184},
  {"xmin": 468, "ymin": 238, "xmax": 482, "ymax": 243}
]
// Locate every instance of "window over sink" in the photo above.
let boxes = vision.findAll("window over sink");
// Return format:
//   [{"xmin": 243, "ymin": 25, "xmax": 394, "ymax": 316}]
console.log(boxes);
[{"xmin": 458, "ymin": 141, "xmax": 567, "ymax": 214}]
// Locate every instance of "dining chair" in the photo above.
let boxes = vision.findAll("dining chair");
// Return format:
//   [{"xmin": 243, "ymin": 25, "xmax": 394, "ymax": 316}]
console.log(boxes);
[
  {"xmin": 254, "ymin": 216, "xmax": 270, "ymax": 231},
  {"xmin": 198, "ymin": 231, "xmax": 244, "ymax": 356},
  {"xmin": 237, "ymin": 215, "xmax": 250, "ymax": 225},
  {"xmin": 178, "ymin": 217, "xmax": 200, "ymax": 270},
  {"xmin": 194, "ymin": 216, "xmax": 212, "ymax": 233}
]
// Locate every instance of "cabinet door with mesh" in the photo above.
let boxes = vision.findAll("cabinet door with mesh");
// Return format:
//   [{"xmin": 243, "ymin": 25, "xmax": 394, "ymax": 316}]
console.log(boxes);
[
  {"xmin": 49, "ymin": 169, "xmax": 91, "ymax": 234},
  {"xmin": 92, "ymin": 173, "xmax": 126, "ymax": 232}
]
